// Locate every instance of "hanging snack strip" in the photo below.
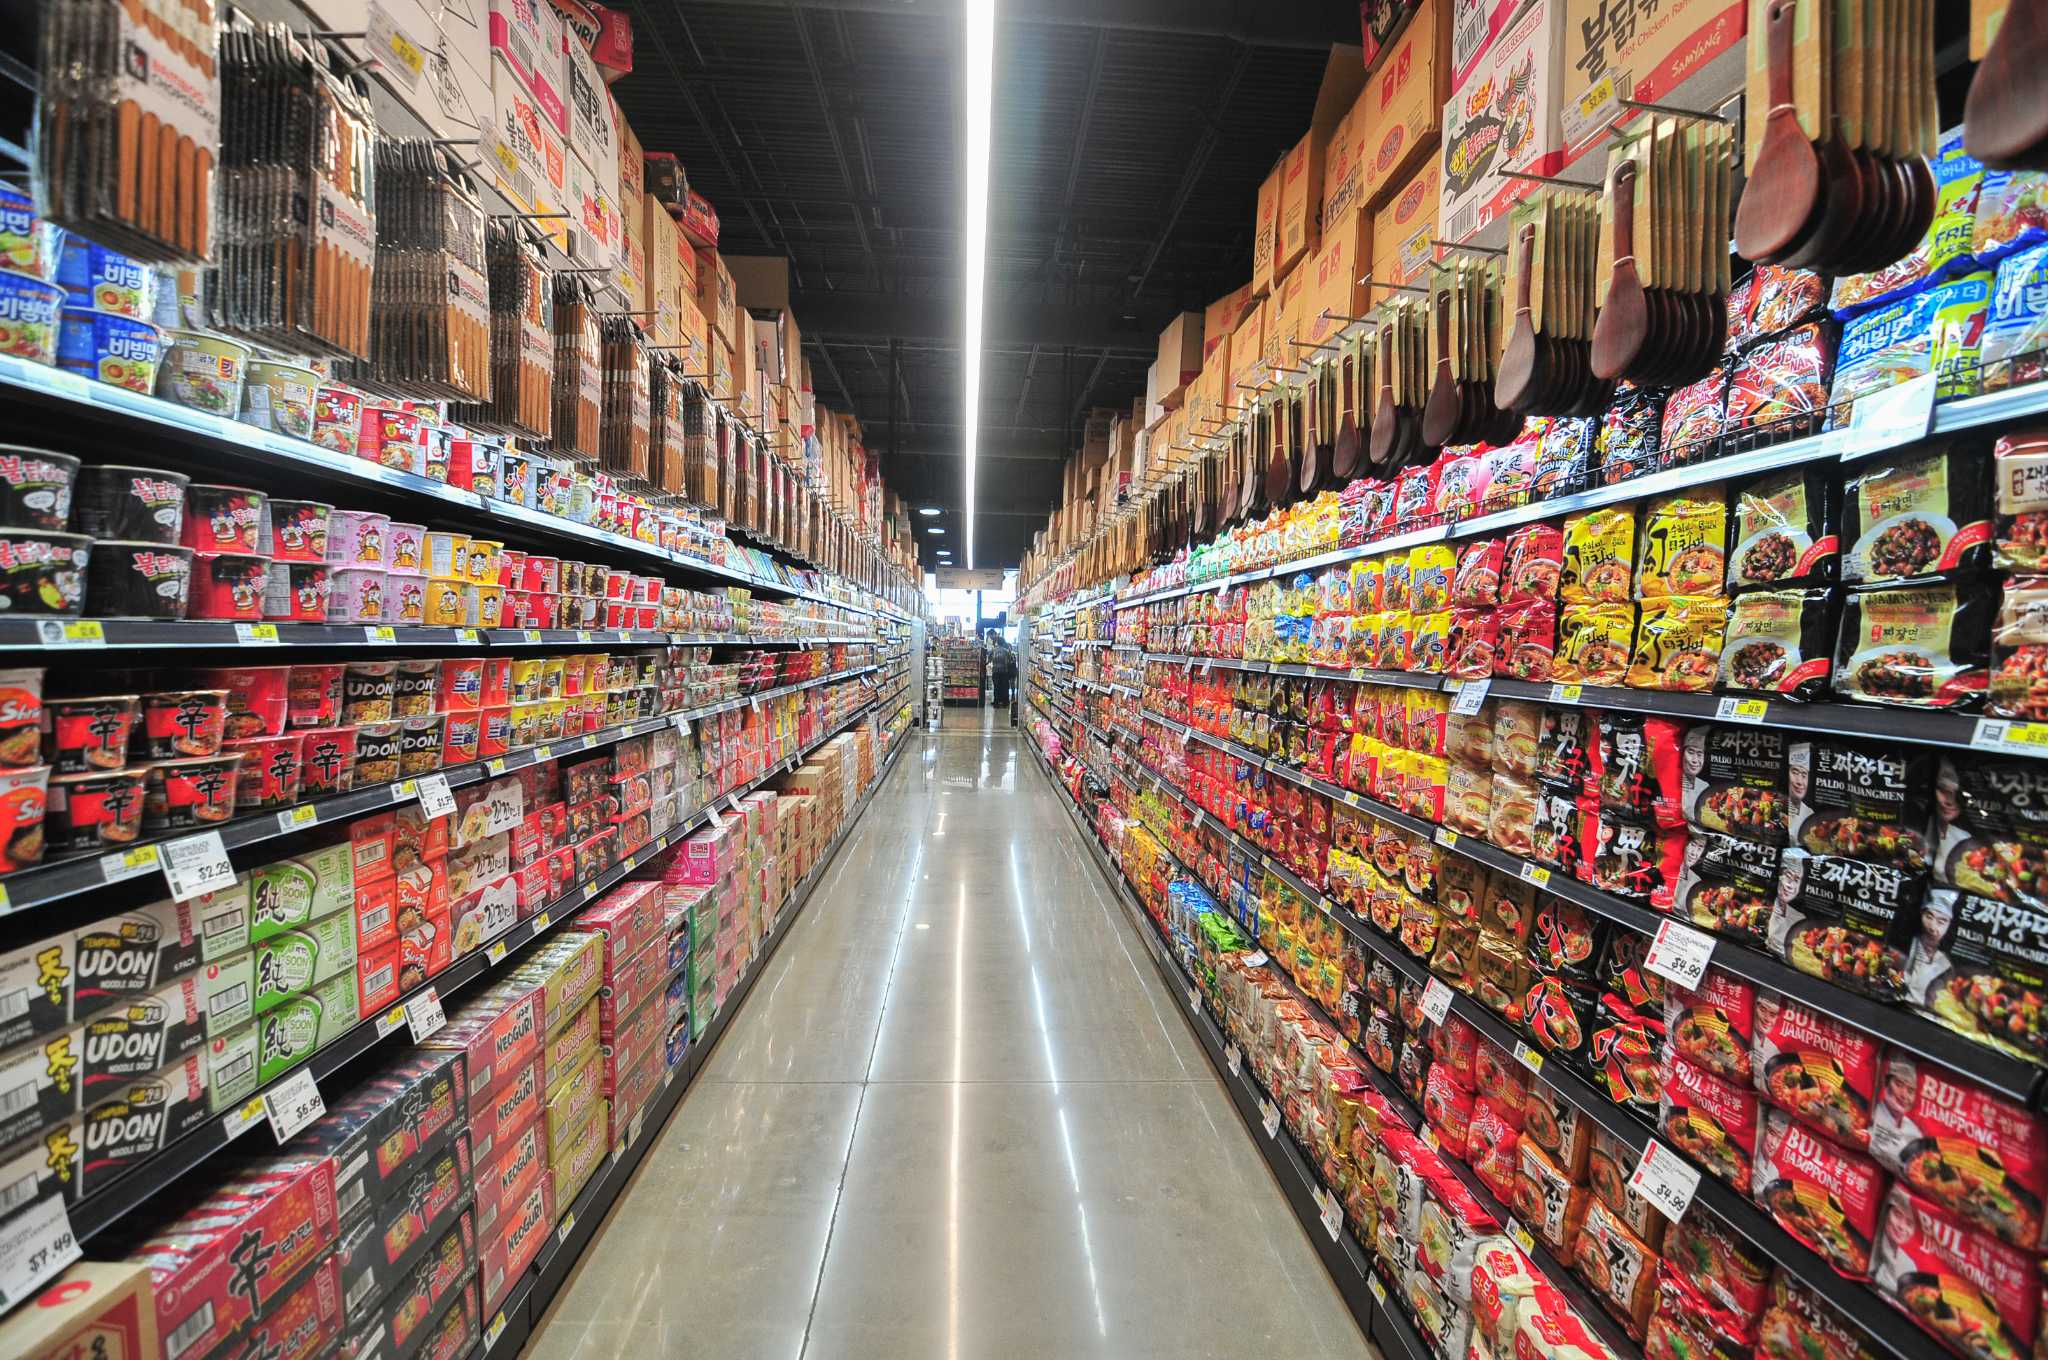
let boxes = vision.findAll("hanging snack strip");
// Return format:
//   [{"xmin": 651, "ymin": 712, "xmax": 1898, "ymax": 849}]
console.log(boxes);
[
  {"xmin": 36, "ymin": 0, "xmax": 220, "ymax": 264},
  {"xmin": 345, "ymin": 139, "xmax": 489, "ymax": 401},
  {"xmin": 1734, "ymin": 0, "xmax": 1938, "ymax": 276},
  {"xmin": 650, "ymin": 352, "xmax": 686, "ymax": 494},
  {"xmin": 552, "ymin": 274, "xmax": 603, "ymax": 460},
  {"xmin": 683, "ymin": 381, "xmax": 716, "ymax": 509},
  {"xmin": 598, "ymin": 314, "xmax": 650, "ymax": 484},
  {"xmin": 209, "ymin": 18, "xmax": 376, "ymax": 361},
  {"xmin": 452, "ymin": 223, "xmax": 552, "ymax": 439},
  {"xmin": 1496, "ymin": 187, "xmax": 1604, "ymax": 418},
  {"xmin": 1591, "ymin": 118, "xmax": 1735, "ymax": 389}
]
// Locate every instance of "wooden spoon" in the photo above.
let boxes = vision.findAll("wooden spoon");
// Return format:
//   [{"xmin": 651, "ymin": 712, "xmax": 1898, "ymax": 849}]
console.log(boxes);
[
  {"xmin": 1967, "ymin": 0, "xmax": 2048, "ymax": 169},
  {"xmin": 1495, "ymin": 225, "xmax": 1543, "ymax": 412},
  {"xmin": 1422, "ymin": 286, "xmax": 1463, "ymax": 447},
  {"xmin": 1592, "ymin": 160, "xmax": 1648, "ymax": 381},
  {"xmin": 1333, "ymin": 335, "xmax": 1362, "ymax": 481},
  {"xmin": 1735, "ymin": 0, "xmax": 1825, "ymax": 263}
]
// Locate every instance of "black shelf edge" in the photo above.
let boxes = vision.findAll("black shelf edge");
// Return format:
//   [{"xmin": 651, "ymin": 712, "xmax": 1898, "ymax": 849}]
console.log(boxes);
[
  {"xmin": 0, "ymin": 623, "xmax": 878, "ymax": 655},
  {"xmin": 0, "ymin": 667, "xmax": 880, "ymax": 919},
  {"xmin": 479, "ymin": 733, "xmax": 909, "ymax": 1358},
  {"xmin": 70, "ymin": 696, "xmax": 889, "ymax": 1247}
]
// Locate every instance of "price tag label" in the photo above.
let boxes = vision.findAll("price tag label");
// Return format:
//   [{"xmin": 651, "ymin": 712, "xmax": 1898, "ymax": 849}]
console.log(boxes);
[
  {"xmin": 1319, "ymin": 1189, "xmax": 1344, "ymax": 1241},
  {"xmin": 406, "ymin": 987, "xmax": 447, "ymax": 1041},
  {"xmin": 535, "ymin": 745, "xmax": 554, "ymax": 763},
  {"xmin": 1434, "ymin": 827, "xmax": 1459, "ymax": 849},
  {"xmin": 1449, "ymin": 678, "xmax": 1491, "ymax": 715},
  {"xmin": 486, "ymin": 757, "xmax": 507, "ymax": 775},
  {"xmin": 1714, "ymin": 696, "xmax": 1770, "ymax": 724},
  {"xmin": 1644, "ymin": 918, "xmax": 1718, "ymax": 989},
  {"xmin": 262, "ymin": 1068, "xmax": 325, "ymax": 1143},
  {"xmin": 457, "ymin": 629, "xmax": 480, "ymax": 643},
  {"xmin": 1842, "ymin": 372, "xmax": 1937, "ymax": 458},
  {"xmin": 274, "ymin": 804, "xmax": 318, "ymax": 834},
  {"xmin": 523, "ymin": 629, "xmax": 544, "ymax": 643},
  {"xmin": 415, "ymin": 773, "xmax": 456, "ymax": 820},
  {"xmin": 235, "ymin": 623, "xmax": 280, "ymax": 646},
  {"xmin": 1342, "ymin": 790, "xmax": 1361, "ymax": 807},
  {"xmin": 1628, "ymin": 1137, "xmax": 1703, "ymax": 1221},
  {"xmin": 1513, "ymin": 1041, "xmax": 1545, "ymax": 1074},
  {"xmin": 1187, "ymin": 983, "xmax": 1202, "ymax": 1014},
  {"xmin": 1226, "ymin": 1042, "xmax": 1242, "ymax": 1075},
  {"xmin": 1369, "ymin": 1276, "xmax": 1388, "ymax": 1305},
  {"xmin": 1559, "ymin": 69, "xmax": 1619, "ymax": 147},
  {"xmin": 162, "ymin": 831, "xmax": 235, "ymax": 902},
  {"xmin": 0, "ymin": 1194, "xmax": 79, "ymax": 1309},
  {"xmin": 706, "ymin": 804, "xmax": 725, "ymax": 831},
  {"xmin": 36, "ymin": 619, "xmax": 104, "ymax": 648},
  {"xmin": 99, "ymin": 844, "xmax": 161, "ymax": 884},
  {"xmin": 389, "ymin": 779, "xmax": 418, "ymax": 804},
  {"xmin": 1973, "ymin": 718, "xmax": 2048, "ymax": 755},
  {"xmin": 1420, "ymin": 977, "xmax": 1455, "ymax": 1025},
  {"xmin": 486, "ymin": 940, "xmax": 508, "ymax": 965},
  {"xmin": 558, "ymin": 1209, "xmax": 577, "ymax": 1243},
  {"xmin": 532, "ymin": 912, "xmax": 551, "ymax": 933},
  {"xmin": 1547, "ymin": 682, "xmax": 1583, "ymax": 703},
  {"xmin": 364, "ymin": 625, "xmax": 397, "ymax": 643},
  {"xmin": 222, "ymin": 1095, "xmax": 267, "ymax": 1139},
  {"xmin": 1508, "ymin": 1219, "xmax": 1537, "ymax": 1254},
  {"xmin": 375, "ymin": 1005, "xmax": 407, "ymax": 1038},
  {"xmin": 484, "ymin": 1313, "xmax": 508, "ymax": 1351},
  {"xmin": 1242, "ymin": 951, "xmax": 1268, "ymax": 968},
  {"xmin": 577, "ymin": 630, "xmax": 594, "ymax": 643},
  {"xmin": 1518, "ymin": 863, "xmax": 1551, "ymax": 888},
  {"xmin": 368, "ymin": 0, "xmax": 428, "ymax": 88},
  {"xmin": 1260, "ymin": 1099, "xmax": 1281, "ymax": 1138}
]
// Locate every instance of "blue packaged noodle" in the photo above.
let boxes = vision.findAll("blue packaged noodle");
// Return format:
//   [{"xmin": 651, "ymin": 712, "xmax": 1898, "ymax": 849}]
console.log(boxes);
[
  {"xmin": 1828, "ymin": 272, "xmax": 1994, "ymax": 427},
  {"xmin": 1982, "ymin": 241, "xmax": 2048, "ymax": 392},
  {"xmin": 1973, "ymin": 168, "xmax": 2048, "ymax": 266}
]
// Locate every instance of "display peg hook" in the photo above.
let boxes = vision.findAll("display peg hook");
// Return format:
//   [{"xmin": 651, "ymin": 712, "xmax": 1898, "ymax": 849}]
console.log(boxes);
[
  {"xmin": 1498, "ymin": 170, "xmax": 1601, "ymax": 188},
  {"xmin": 1320, "ymin": 310, "xmax": 1374, "ymax": 324},
  {"xmin": 1435, "ymin": 241, "xmax": 1506, "ymax": 257},
  {"xmin": 1360, "ymin": 278, "xmax": 1429, "ymax": 295},
  {"xmin": 1617, "ymin": 96, "xmax": 1731, "ymax": 124}
]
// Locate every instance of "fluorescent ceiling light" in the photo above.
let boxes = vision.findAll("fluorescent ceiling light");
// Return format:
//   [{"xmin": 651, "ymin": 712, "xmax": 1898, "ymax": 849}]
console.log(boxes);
[
  {"xmin": 962, "ymin": 0, "xmax": 995, "ymax": 570},
  {"xmin": 919, "ymin": 506, "xmax": 941, "ymax": 517},
  {"xmin": 928, "ymin": 526, "xmax": 946, "ymax": 535}
]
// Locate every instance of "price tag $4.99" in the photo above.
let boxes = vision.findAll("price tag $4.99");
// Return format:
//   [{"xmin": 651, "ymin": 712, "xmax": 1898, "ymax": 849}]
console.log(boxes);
[
  {"xmin": 1628, "ymin": 1137, "xmax": 1703, "ymax": 1222},
  {"xmin": 1644, "ymin": 918, "xmax": 1717, "ymax": 990}
]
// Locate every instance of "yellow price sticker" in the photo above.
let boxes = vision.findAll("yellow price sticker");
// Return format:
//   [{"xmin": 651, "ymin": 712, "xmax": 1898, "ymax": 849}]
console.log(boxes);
[
  {"xmin": 1514, "ymin": 1041, "xmax": 1545, "ymax": 1073},
  {"xmin": 524, "ymin": 629, "xmax": 544, "ymax": 643},
  {"xmin": 533, "ymin": 912, "xmax": 551, "ymax": 932},
  {"xmin": 63, "ymin": 620, "xmax": 105, "ymax": 645},
  {"xmin": 457, "ymin": 629, "xmax": 480, "ymax": 643},
  {"xmin": 1435, "ymin": 827, "xmax": 1459, "ymax": 848},
  {"xmin": 1579, "ymin": 73, "xmax": 1615, "ymax": 118},
  {"xmin": 386, "ymin": 27, "xmax": 426, "ymax": 78},
  {"xmin": 1732, "ymin": 698, "xmax": 1768, "ymax": 719},
  {"xmin": 1343, "ymin": 791, "xmax": 1361, "ymax": 807},
  {"xmin": 1509, "ymin": 1220, "xmax": 1536, "ymax": 1253},
  {"xmin": 536, "ymin": 745, "xmax": 554, "ymax": 762},
  {"xmin": 282, "ymin": 805, "xmax": 317, "ymax": 829},
  {"xmin": 1520, "ymin": 863, "xmax": 1551, "ymax": 888},
  {"xmin": 577, "ymin": 630, "xmax": 594, "ymax": 643},
  {"xmin": 486, "ymin": 758, "xmax": 507, "ymax": 775},
  {"xmin": 486, "ymin": 940, "xmax": 508, "ymax": 964},
  {"xmin": 366, "ymin": 625, "xmax": 396, "ymax": 643}
]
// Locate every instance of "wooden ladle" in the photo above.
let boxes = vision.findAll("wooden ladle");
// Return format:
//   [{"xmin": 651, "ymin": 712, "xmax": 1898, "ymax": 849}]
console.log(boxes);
[
  {"xmin": 1422, "ymin": 287, "xmax": 1462, "ymax": 448},
  {"xmin": 1967, "ymin": 0, "xmax": 2048, "ymax": 169},
  {"xmin": 1495, "ymin": 225, "xmax": 1543, "ymax": 412},
  {"xmin": 1592, "ymin": 159, "xmax": 1647, "ymax": 381},
  {"xmin": 1734, "ymin": 0, "xmax": 1823, "ymax": 263}
]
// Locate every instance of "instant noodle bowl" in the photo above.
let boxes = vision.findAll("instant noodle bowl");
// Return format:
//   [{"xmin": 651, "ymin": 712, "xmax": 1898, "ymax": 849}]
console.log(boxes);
[
  {"xmin": 0, "ymin": 668, "xmax": 42, "ymax": 769},
  {"xmin": 1871, "ymin": 1054, "xmax": 2048, "ymax": 1250},
  {"xmin": 325, "ymin": 568, "xmax": 386, "ymax": 625},
  {"xmin": 0, "ymin": 190, "xmax": 57, "ymax": 281},
  {"xmin": 1843, "ymin": 446, "xmax": 1995, "ymax": 584},
  {"xmin": 0, "ymin": 530, "xmax": 88, "ymax": 615},
  {"xmin": 448, "ymin": 437, "xmax": 500, "ymax": 496},
  {"xmin": 358, "ymin": 406, "xmax": 424, "ymax": 472},
  {"xmin": 182, "ymin": 484, "xmax": 264, "ymax": 554},
  {"xmin": 352, "ymin": 723, "xmax": 401, "ymax": 785},
  {"xmin": 392, "ymin": 661, "xmax": 438, "ymax": 718},
  {"xmin": 140, "ymin": 689, "xmax": 225, "ymax": 759},
  {"xmin": 419, "ymin": 578, "xmax": 465, "ymax": 627},
  {"xmin": 325, "ymin": 510, "xmax": 388, "ymax": 567},
  {"xmin": 45, "ymin": 694, "xmax": 136, "ymax": 774},
  {"xmin": 57, "ymin": 307, "xmax": 161, "ymax": 392},
  {"xmin": 341, "ymin": 663, "xmax": 399, "ymax": 728},
  {"xmin": 0, "ymin": 762, "xmax": 46, "ymax": 869},
  {"xmin": 264, "ymin": 500, "xmax": 330, "ymax": 562},
  {"xmin": 239, "ymin": 360, "xmax": 318, "ymax": 438},
  {"xmin": 399, "ymin": 716, "xmax": 444, "ymax": 777},
  {"xmin": 468, "ymin": 539, "xmax": 504, "ymax": 586},
  {"xmin": 188, "ymin": 553, "xmax": 270, "ymax": 621},
  {"xmin": 285, "ymin": 665, "xmax": 342, "ymax": 730},
  {"xmin": 478, "ymin": 706, "xmax": 510, "ymax": 756},
  {"xmin": 0, "ymin": 447, "xmax": 77, "ymax": 530},
  {"xmin": 385, "ymin": 574, "xmax": 426, "ymax": 626},
  {"xmin": 54, "ymin": 238, "xmax": 156, "ymax": 317},
  {"xmin": 0, "ymin": 270, "xmax": 63, "ymax": 366},
  {"xmin": 143, "ymin": 752, "xmax": 243, "ymax": 833},
  {"xmin": 72, "ymin": 465, "xmax": 185, "ymax": 543},
  {"xmin": 311, "ymin": 385, "xmax": 363, "ymax": 454},
  {"xmin": 225, "ymin": 733, "xmax": 302, "ymax": 811},
  {"xmin": 423, "ymin": 530, "xmax": 468, "ymax": 580},
  {"xmin": 261, "ymin": 561, "xmax": 328, "ymax": 622},
  {"xmin": 296, "ymin": 727, "xmax": 356, "ymax": 796},
  {"xmin": 45, "ymin": 766, "xmax": 145, "ymax": 855},
  {"xmin": 441, "ymin": 711, "xmax": 479, "ymax": 765},
  {"xmin": 205, "ymin": 666, "xmax": 288, "ymax": 738},
  {"xmin": 479, "ymin": 659, "xmax": 511, "ymax": 707},
  {"xmin": 84, "ymin": 542, "xmax": 190, "ymax": 618},
  {"xmin": 385, "ymin": 523, "xmax": 425, "ymax": 574},
  {"xmin": 155, "ymin": 330, "xmax": 249, "ymax": 416}
]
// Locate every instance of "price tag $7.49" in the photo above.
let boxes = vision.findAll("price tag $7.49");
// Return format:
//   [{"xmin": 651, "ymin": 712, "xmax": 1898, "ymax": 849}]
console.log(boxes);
[
  {"xmin": 0, "ymin": 1194, "xmax": 78, "ymax": 1310},
  {"xmin": 406, "ymin": 988, "xmax": 447, "ymax": 1042}
]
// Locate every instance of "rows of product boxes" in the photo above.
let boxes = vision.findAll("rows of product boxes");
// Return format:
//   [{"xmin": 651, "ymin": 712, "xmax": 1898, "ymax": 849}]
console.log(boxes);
[{"xmin": 0, "ymin": 711, "xmax": 881, "ymax": 1360}]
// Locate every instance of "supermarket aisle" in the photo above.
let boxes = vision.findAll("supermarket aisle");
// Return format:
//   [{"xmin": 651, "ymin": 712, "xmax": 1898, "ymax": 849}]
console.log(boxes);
[{"xmin": 526, "ymin": 719, "xmax": 1374, "ymax": 1360}]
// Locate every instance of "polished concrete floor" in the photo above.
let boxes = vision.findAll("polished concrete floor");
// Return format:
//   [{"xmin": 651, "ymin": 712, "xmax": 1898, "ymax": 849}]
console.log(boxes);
[{"xmin": 525, "ymin": 712, "xmax": 1376, "ymax": 1360}]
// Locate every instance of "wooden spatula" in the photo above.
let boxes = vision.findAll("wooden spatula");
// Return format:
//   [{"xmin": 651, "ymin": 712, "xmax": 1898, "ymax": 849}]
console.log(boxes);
[
  {"xmin": 1735, "ymin": 0, "xmax": 1824, "ymax": 262},
  {"xmin": 1967, "ymin": 0, "xmax": 2048, "ymax": 168},
  {"xmin": 1592, "ymin": 160, "xmax": 1648, "ymax": 381}
]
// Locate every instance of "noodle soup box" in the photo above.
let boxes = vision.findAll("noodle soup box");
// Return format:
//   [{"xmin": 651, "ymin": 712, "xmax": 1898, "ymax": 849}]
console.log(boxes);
[
  {"xmin": 0, "ymin": 1262, "xmax": 158, "ymax": 1360},
  {"xmin": 256, "ymin": 973, "xmax": 361, "ymax": 1083},
  {"xmin": 1558, "ymin": 0, "xmax": 1745, "ymax": 164},
  {"xmin": 489, "ymin": 55, "xmax": 572, "ymax": 254},
  {"xmin": 71, "ymin": 898, "xmax": 208, "ymax": 1018},
  {"xmin": 1439, "ymin": 0, "xmax": 1566, "ymax": 245},
  {"xmin": 249, "ymin": 843, "xmax": 357, "ymax": 945}
]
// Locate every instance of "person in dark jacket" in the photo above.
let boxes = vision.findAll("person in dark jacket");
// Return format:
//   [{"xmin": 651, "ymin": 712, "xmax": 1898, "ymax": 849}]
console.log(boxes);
[{"xmin": 988, "ymin": 634, "xmax": 1016, "ymax": 707}]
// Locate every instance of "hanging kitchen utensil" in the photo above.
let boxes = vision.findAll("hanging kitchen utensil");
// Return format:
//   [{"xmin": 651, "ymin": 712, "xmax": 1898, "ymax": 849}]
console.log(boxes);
[{"xmin": 1967, "ymin": 0, "xmax": 2048, "ymax": 168}]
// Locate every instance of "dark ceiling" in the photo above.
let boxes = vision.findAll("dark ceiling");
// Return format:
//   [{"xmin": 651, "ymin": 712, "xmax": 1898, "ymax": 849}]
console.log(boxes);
[{"xmin": 611, "ymin": 0, "xmax": 1356, "ymax": 569}]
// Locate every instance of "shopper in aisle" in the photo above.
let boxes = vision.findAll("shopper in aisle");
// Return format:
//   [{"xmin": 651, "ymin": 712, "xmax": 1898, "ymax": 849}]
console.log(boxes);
[
  {"xmin": 524, "ymin": 724, "xmax": 1371, "ymax": 1359},
  {"xmin": 988, "ymin": 632, "xmax": 1017, "ymax": 708}
]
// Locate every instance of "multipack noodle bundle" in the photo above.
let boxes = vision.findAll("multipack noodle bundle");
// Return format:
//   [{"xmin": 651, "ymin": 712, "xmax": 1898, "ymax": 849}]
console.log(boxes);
[
  {"xmin": 597, "ymin": 315, "xmax": 649, "ymax": 482},
  {"xmin": 551, "ymin": 274, "xmax": 602, "ymax": 459},
  {"xmin": 37, "ymin": 0, "xmax": 220, "ymax": 264},
  {"xmin": 343, "ymin": 140, "xmax": 488, "ymax": 401},
  {"xmin": 452, "ymin": 224, "xmax": 552, "ymax": 438},
  {"xmin": 208, "ymin": 20, "xmax": 376, "ymax": 360},
  {"xmin": 649, "ymin": 353, "xmax": 686, "ymax": 494}
]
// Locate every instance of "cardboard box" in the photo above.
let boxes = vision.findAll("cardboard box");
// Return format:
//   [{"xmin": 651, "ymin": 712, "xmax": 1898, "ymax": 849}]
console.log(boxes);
[
  {"xmin": 696, "ymin": 248, "xmax": 738, "ymax": 343},
  {"xmin": 1439, "ymin": 0, "xmax": 1566, "ymax": 244},
  {"xmin": 1451, "ymin": 0, "xmax": 1525, "ymax": 92},
  {"xmin": 640, "ymin": 193, "xmax": 688, "ymax": 348},
  {"xmin": 1264, "ymin": 267, "xmax": 1312, "ymax": 374},
  {"xmin": 1323, "ymin": 91, "xmax": 1372, "ymax": 234},
  {"xmin": 1374, "ymin": 156, "xmax": 1442, "ymax": 291},
  {"xmin": 488, "ymin": 52, "xmax": 571, "ymax": 250},
  {"xmin": 1155, "ymin": 312, "xmax": 1203, "ymax": 403},
  {"xmin": 1277, "ymin": 131, "xmax": 1326, "ymax": 281},
  {"xmin": 481, "ymin": 1173, "xmax": 553, "ymax": 1315},
  {"xmin": 249, "ymin": 843, "xmax": 355, "ymax": 944},
  {"xmin": 475, "ymin": 1111, "xmax": 545, "ymax": 1240},
  {"xmin": 1228, "ymin": 303, "xmax": 1267, "ymax": 399},
  {"xmin": 560, "ymin": 22, "xmax": 618, "ymax": 176},
  {"xmin": 69, "ymin": 898, "xmax": 204, "ymax": 1021},
  {"xmin": 0, "ymin": 1262, "xmax": 158, "ymax": 1360},
  {"xmin": 1563, "ymin": 0, "xmax": 1743, "ymax": 163},
  {"xmin": 340, "ymin": 1209, "xmax": 473, "ymax": 1346},
  {"xmin": 1360, "ymin": 0, "xmax": 1452, "ymax": 210},
  {"xmin": 488, "ymin": 0, "xmax": 568, "ymax": 133},
  {"xmin": 253, "ymin": 914, "xmax": 358, "ymax": 1015},
  {"xmin": 469, "ymin": 1053, "xmax": 543, "ymax": 1169},
  {"xmin": 1251, "ymin": 161, "xmax": 1283, "ymax": 298},
  {"xmin": 1304, "ymin": 204, "xmax": 1371, "ymax": 349}
]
